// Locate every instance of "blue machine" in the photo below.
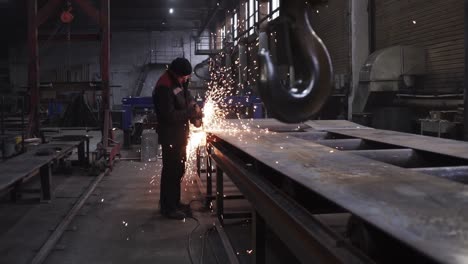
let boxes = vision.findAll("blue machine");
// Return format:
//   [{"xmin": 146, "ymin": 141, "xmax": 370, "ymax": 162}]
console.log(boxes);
[
  {"xmin": 121, "ymin": 96, "xmax": 154, "ymax": 131},
  {"xmin": 47, "ymin": 101, "xmax": 63, "ymax": 119},
  {"xmin": 121, "ymin": 97, "xmax": 154, "ymax": 147}
]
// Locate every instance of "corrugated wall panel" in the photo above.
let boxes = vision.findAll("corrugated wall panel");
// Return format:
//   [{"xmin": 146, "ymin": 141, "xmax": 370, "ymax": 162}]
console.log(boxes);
[
  {"xmin": 310, "ymin": 1, "xmax": 350, "ymax": 76},
  {"xmin": 375, "ymin": 0, "xmax": 464, "ymax": 93}
]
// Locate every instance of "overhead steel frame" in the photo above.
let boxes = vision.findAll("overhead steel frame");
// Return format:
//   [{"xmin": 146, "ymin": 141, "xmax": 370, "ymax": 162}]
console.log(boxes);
[{"xmin": 27, "ymin": 0, "xmax": 110, "ymax": 144}]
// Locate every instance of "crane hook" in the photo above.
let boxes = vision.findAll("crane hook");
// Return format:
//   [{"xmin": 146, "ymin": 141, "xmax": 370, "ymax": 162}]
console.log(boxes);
[{"xmin": 258, "ymin": 9, "xmax": 333, "ymax": 123}]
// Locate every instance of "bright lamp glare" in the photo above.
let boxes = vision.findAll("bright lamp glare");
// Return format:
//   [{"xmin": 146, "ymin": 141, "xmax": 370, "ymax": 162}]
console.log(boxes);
[{"xmin": 169, "ymin": 8, "xmax": 174, "ymax": 14}]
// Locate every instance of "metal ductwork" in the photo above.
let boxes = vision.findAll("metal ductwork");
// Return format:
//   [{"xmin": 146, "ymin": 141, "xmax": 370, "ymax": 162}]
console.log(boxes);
[
  {"xmin": 353, "ymin": 45, "xmax": 426, "ymax": 113},
  {"xmin": 193, "ymin": 58, "xmax": 211, "ymax": 81}
]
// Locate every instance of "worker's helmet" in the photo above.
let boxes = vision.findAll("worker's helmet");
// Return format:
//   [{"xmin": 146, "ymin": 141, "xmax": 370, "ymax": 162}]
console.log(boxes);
[{"xmin": 169, "ymin": 57, "xmax": 192, "ymax": 76}]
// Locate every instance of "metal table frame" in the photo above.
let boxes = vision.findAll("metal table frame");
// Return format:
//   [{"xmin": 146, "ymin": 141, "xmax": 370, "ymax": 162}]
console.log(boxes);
[{"xmin": 198, "ymin": 119, "xmax": 468, "ymax": 264}]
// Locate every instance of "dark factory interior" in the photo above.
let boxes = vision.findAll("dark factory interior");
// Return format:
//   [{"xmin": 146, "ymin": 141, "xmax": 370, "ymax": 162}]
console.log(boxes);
[{"xmin": 0, "ymin": 0, "xmax": 467, "ymax": 263}]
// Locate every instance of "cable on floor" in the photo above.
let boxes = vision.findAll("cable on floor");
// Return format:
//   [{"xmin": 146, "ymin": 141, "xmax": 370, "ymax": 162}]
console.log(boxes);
[
  {"xmin": 186, "ymin": 199, "xmax": 205, "ymax": 264},
  {"xmin": 186, "ymin": 216, "xmax": 200, "ymax": 264},
  {"xmin": 200, "ymin": 225, "xmax": 216, "ymax": 264}
]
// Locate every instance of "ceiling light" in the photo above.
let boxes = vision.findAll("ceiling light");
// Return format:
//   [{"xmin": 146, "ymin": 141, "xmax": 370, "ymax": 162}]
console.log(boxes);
[{"xmin": 169, "ymin": 8, "xmax": 174, "ymax": 14}]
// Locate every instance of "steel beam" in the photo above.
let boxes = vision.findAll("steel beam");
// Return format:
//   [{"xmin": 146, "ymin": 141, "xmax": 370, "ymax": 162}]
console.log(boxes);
[
  {"xmin": 38, "ymin": 34, "xmax": 101, "ymax": 42},
  {"xmin": 197, "ymin": 4, "xmax": 220, "ymax": 39},
  {"xmin": 411, "ymin": 166, "xmax": 468, "ymax": 183},
  {"xmin": 287, "ymin": 131, "xmax": 329, "ymax": 141},
  {"xmin": 346, "ymin": 149, "xmax": 418, "ymax": 167},
  {"xmin": 210, "ymin": 141, "xmax": 371, "ymax": 264},
  {"xmin": 316, "ymin": 138, "xmax": 364, "ymax": 150},
  {"xmin": 36, "ymin": 0, "xmax": 62, "ymax": 26},
  {"xmin": 72, "ymin": 0, "xmax": 101, "ymax": 25}
]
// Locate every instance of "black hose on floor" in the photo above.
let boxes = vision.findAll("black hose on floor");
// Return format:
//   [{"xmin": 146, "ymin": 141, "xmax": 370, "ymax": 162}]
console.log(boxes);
[
  {"xmin": 187, "ymin": 216, "xmax": 201, "ymax": 264},
  {"xmin": 186, "ymin": 199, "xmax": 205, "ymax": 264}
]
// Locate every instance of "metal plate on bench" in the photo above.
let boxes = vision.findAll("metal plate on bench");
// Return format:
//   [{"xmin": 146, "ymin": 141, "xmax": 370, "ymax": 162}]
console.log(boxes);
[{"xmin": 211, "ymin": 130, "xmax": 468, "ymax": 264}]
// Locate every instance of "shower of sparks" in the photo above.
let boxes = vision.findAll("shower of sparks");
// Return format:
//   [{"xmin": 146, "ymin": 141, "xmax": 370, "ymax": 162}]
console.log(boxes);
[{"xmin": 160, "ymin": 47, "xmax": 291, "ymax": 185}]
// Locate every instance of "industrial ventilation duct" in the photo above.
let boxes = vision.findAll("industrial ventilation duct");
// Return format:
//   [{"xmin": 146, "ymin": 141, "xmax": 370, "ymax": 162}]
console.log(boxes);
[{"xmin": 353, "ymin": 45, "xmax": 426, "ymax": 113}]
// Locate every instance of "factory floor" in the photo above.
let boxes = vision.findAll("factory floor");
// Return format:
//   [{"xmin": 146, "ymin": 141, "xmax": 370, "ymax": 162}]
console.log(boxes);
[
  {"xmin": 0, "ymin": 134, "xmax": 348, "ymax": 264},
  {"xmin": 43, "ymin": 159, "xmax": 218, "ymax": 264},
  {"xmin": 0, "ymin": 151, "xmax": 226, "ymax": 264}
]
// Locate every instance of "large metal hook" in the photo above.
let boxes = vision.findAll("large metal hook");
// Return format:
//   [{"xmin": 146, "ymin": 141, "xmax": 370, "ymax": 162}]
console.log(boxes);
[{"xmin": 258, "ymin": 8, "xmax": 333, "ymax": 123}]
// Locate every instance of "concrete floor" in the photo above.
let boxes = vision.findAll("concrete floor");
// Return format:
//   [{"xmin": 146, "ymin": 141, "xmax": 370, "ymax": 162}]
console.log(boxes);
[
  {"xmin": 0, "ymin": 127, "xmax": 229, "ymax": 264},
  {"xmin": 0, "ymin": 130, "xmax": 349, "ymax": 264},
  {"xmin": 0, "ymin": 169, "xmax": 97, "ymax": 264},
  {"xmin": 44, "ymin": 160, "xmax": 216, "ymax": 264}
]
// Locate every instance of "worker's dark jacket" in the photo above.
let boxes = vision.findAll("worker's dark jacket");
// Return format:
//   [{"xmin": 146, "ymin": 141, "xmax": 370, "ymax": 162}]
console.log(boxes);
[{"xmin": 152, "ymin": 70, "xmax": 194, "ymax": 146}]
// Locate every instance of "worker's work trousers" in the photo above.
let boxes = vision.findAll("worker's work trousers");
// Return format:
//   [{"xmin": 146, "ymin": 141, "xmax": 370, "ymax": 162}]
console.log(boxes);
[{"xmin": 160, "ymin": 143, "xmax": 187, "ymax": 213}]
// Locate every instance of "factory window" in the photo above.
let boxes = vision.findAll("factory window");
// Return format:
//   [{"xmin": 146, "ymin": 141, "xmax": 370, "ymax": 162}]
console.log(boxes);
[
  {"xmin": 271, "ymin": 0, "xmax": 279, "ymax": 19},
  {"xmin": 221, "ymin": 24, "xmax": 226, "ymax": 48},
  {"xmin": 248, "ymin": 0, "xmax": 257, "ymax": 35},
  {"xmin": 265, "ymin": 2, "xmax": 270, "ymax": 21},
  {"xmin": 245, "ymin": 2, "xmax": 248, "ymax": 35},
  {"xmin": 255, "ymin": 0, "xmax": 258, "ymax": 26},
  {"xmin": 233, "ymin": 11, "xmax": 238, "ymax": 44}
]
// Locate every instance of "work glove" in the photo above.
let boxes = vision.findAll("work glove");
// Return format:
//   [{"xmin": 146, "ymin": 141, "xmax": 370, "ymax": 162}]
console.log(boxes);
[
  {"xmin": 188, "ymin": 102, "xmax": 203, "ymax": 128},
  {"xmin": 190, "ymin": 117, "xmax": 203, "ymax": 128},
  {"xmin": 187, "ymin": 102, "xmax": 203, "ymax": 119}
]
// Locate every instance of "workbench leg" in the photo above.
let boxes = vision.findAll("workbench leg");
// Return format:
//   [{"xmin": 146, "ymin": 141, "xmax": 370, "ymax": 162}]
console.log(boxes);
[
  {"xmin": 196, "ymin": 146, "xmax": 201, "ymax": 177},
  {"xmin": 10, "ymin": 182, "xmax": 21, "ymax": 202},
  {"xmin": 253, "ymin": 210, "xmax": 266, "ymax": 264},
  {"xmin": 78, "ymin": 140, "xmax": 85, "ymax": 166},
  {"xmin": 216, "ymin": 165, "xmax": 224, "ymax": 224},
  {"xmin": 206, "ymin": 155, "xmax": 213, "ymax": 205},
  {"xmin": 86, "ymin": 137, "xmax": 90, "ymax": 165},
  {"xmin": 40, "ymin": 163, "xmax": 52, "ymax": 201}
]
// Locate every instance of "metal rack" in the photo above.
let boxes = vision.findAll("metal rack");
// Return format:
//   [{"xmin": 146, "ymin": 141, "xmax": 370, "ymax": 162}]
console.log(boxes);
[{"xmin": 200, "ymin": 119, "xmax": 468, "ymax": 263}]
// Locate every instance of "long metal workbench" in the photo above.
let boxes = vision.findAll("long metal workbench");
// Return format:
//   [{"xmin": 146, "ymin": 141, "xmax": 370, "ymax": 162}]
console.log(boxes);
[
  {"xmin": 205, "ymin": 119, "xmax": 468, "ymax": 264},
  {"xmin": 0, "ymin": 139, "xmax": 87, "ymax": 201}
]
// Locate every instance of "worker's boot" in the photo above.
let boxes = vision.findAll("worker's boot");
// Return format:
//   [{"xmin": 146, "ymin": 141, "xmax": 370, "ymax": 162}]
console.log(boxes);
[
  {"xmin": 177, "ymin": 203, "xmax": 192, "ymax": 217},
  {"xmin": 165, "ymin": 209, "xmax": 186, "ymax": 220}
]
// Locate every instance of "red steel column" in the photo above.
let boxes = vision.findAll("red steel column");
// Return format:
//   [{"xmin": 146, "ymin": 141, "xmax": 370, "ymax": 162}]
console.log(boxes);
[
  {"xmin": 27, "ymin": 0, "xmax": 39, "ymax": 138},
  {"xmin": 101, "ymin": 0, "xmax": 110, "ymax": 147},
  {"xmin": 465, "ymin": 0, "xmax": 468, "ymax": 140}
]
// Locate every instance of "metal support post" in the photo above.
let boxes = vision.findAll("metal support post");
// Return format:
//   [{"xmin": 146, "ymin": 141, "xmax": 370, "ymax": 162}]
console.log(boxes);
[
  {"xmin": 464, "ymin": 0, "xmax": 468, "ymax": 140},
  {"xmin": 21, "ymin": 97, "xmax": 25, "ymax": 152},
  {"xmin": 27, "ymin": 0, "xmax": 39, "ymax": 138},
  {"xmin": 10, "ymin": 182, "xmax": 21, "ymax": 202},
  {"xmin": 101, "ymin": 0, "xmax": 110, "ymax": 148},
  {"xmin": 86, "ymin": 136, "xmax": 90, "ymax": 165},
  {"xmin": 253, "ymin": 210, "xmax": 266, "ymax": 264},
  {"xmin": 40, "ymin": 163, "xmax": 52, "ymax": 200},
  {"xmin": 78, "ymin": 140, "xmax": 85, "ymax": 165},
  {"xmin": 216, "ymin": 165, "xmax": 224, "ymax": 223},
  {"xmin": 1, "ymin": 96, "xmax": 4, "ymax": 159},
  {"xmin": 206, "ymin": 149, "xmax": 213, "ymax": 199}
]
